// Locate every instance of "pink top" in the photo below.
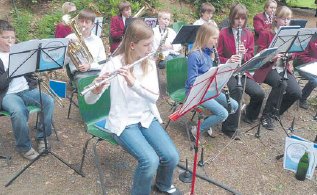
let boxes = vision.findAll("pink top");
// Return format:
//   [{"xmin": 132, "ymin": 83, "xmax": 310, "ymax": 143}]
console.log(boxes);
[{"xmin": 54, "ymin": 23, "xmax": 72, "ymax": 38}]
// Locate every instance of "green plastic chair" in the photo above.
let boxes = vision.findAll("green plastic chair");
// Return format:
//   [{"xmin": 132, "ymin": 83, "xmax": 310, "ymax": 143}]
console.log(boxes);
[
  {"xmin": 164, "ymin": 57, "xmax": 188, "ymax": 129},
  {"xmin": 76, "ymin": 75, "xmax": 117, "ymax": 195},
  {"xmin": 0, "ymin": 105, "xmax": 58, "ymax": 139},
  {"xmin": 0, "ymin": 105, "xmax": 58, "ymax": 165},
  {"xmin": 172, "ymin": 21, "xmax": 186, "ymax": 33}
]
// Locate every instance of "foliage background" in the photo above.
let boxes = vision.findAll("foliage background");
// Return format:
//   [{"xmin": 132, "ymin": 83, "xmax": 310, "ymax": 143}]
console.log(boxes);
[{"xmin": 10, "ymin": 0, "xmax": 267, "ymax": 41}]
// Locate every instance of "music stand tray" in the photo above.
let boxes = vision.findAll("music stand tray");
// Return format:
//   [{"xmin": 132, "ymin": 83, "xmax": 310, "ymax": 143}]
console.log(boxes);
[
  {"xmin": 172, "ymin": 25, "xmax": 200, "ymax": 45},
  {"xmin": 290, "ymin": 19, "xmax": 308, "ymax": 28}
]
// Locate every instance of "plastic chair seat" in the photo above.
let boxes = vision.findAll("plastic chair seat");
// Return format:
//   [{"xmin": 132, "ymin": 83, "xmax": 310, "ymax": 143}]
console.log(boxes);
[
  {"xmin": 0, "ymin": 105, "xmax": 40, "ymax": 117},
  {"xmin": 169, "ymin": 88, "xmax": 186, "ymax": 103}
]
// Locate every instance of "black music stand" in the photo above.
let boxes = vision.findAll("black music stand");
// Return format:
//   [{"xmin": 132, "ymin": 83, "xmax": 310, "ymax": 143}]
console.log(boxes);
[
  {"xmin": 170, "ymin": 62, "xmax": 240, "ymax": 195},
  {"xmin": 92, "ymin": 17, "xmax": 103, "ymax": 37},
  {"xmin": 172, "ymin": 25, "xmax": 200, "ymax": 56},
  {"xmin": 254, "ymin": 26, "xmax": 317, "ymax": 138},
  {"xmin": 5, "ymin": 38, "xmax": 84, "ymax": 187}
]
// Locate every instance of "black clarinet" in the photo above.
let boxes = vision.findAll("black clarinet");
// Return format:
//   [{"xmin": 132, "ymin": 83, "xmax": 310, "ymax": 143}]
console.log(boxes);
[
  {"xmin": 236, "ymin": 26, "xmax": 243, "ymax": 87},
  {"xmin": 213, "ymin": 46, "xmax": 234, "ymax": 114}
]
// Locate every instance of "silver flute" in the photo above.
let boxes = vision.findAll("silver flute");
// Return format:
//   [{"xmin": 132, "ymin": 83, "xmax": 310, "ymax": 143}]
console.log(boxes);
[{"xmin": 80, "ymin": 51, "xmax": 156, "ymax": 96}]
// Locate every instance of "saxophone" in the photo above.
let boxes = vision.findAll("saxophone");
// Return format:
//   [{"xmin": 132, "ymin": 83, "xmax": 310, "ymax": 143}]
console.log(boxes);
[
  {"xmin": 157, "ymin": 28, "xmax": 169, "ymax": 61},
  {"xmin": 63, "ymin": 14, "xmax": 94, "ymax": 70}
]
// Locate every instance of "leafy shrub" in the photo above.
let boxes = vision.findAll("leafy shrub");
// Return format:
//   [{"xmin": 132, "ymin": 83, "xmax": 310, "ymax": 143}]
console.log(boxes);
[{"xmin": 12, "ymin": 9, "xmax": 33, "ymax": 41}]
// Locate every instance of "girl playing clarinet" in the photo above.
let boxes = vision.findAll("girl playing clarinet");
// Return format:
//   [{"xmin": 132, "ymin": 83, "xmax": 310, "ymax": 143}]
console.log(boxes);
[
  {"xmin": 253, "ymin": 6, "xmax": 301, "ymax": 130},
  {"xmin": 217, "ymin": 3, "xmax": 265, "ymax": 138},
  {"xmin": 84, "ymin": 19, "xmax": 182, "ymax": 195},
  {"xmin": 185, "ymin": 23, "xmax": 238, "ymax": 139}
]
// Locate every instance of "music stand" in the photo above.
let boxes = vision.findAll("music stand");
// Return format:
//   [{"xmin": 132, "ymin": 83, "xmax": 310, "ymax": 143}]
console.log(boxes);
[
  {"xmin": 290, "ymin": 19, "xmax": 308, "ymax": 28},
  {"xmin": 5, "ymin": 38, "xmax": 84, "ymax": 187},
  {"xmin": 91, "ymin": 17, "xmax": 103, "ymax": 37},
  {"xmin": 254, "ymin": 26, "xmax": 317, "ymax": 138},
  {"xmin": 170, "ymin": 62, "xmax": 240, "ymax": 195},
  {"xmin": 172, "ymin": 25, "xmax": 200, "ymax": 56}
]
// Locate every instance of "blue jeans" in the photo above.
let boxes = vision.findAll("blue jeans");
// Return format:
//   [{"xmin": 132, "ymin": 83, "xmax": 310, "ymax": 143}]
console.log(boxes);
[
  {"xmin": 113, "ymin": 119, "xmax": 179, "ymax": 195},
  {"xmin": 2, "ymin": 88, "xmax": 54, "ymax": 153},
  {"xmin": 201, "ymin": 92, "xmax": 238, "ymax": 131},
  {"xmin": 298, "ymin": 71, "xmax": 317, "ymax": 101}
]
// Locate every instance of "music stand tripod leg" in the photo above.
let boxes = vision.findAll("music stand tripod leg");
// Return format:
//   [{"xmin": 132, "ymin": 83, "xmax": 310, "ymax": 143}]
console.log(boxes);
[{"xmin": 5, "ymin": 78, "xmax": 84, "ymax": 188}]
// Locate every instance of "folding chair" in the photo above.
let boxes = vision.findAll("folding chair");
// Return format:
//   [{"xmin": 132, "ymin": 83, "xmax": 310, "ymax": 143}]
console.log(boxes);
[
  {"xmin": 164, "ymin": 57, "xmax": 188, "ymax": 129},
  {"xmin": 65, "ymin": 63, "xmax": 79, "ymax": 119},
  {"xmin": 76, "ymin": 75, "xmax": 118, "ymax": 195}
]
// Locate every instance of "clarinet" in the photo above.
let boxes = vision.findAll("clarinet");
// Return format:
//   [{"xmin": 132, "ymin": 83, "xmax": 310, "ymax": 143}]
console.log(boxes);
[
  {"xmin": 213, "ymin": 46, "xmax": 234, "ymax": 114},
  {"xmin": 236, "ymin": 26, "xmax": 243, "ymax": 87}
]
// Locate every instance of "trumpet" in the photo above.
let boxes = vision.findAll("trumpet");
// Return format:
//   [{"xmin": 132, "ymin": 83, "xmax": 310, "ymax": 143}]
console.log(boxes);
[{"xmin": 80, "ymin": 51, "xmax": 156, "ymax": 96}]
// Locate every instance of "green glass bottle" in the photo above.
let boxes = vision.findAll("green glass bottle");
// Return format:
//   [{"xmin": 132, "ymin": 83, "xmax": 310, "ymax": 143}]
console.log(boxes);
[{"xmin": 295, "ymin": 151, "xmax": 309, "ymax": 181}]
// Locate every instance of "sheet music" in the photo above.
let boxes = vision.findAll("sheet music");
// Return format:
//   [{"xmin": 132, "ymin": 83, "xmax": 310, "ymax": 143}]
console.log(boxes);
[
  {"xmin": 269, "ymin": 26, "xmax": 301, "ymax": 53},
  {"xmin": 289, "ymin": 28, "xmax": 317, "ymax": 53},
  {"xmin": 170, "ymin": 62, "xmax": 238, "ymax": 121},
  {"xmin": 39, "ymin": 38, "xmax": 68, "ymax": 71},
  {"xmin": 8, "ymin": 39, "xmax": 39, "ymax": 78},
  {"xmin": 298, "ymin": 62, "xmax": 317, "ymax": 77}
]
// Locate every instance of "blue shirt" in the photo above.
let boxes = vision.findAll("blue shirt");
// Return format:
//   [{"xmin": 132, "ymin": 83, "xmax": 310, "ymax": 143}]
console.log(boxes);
[{"xmin": 185, "ymin": 47, "xmax": 215, "ymax": 94}]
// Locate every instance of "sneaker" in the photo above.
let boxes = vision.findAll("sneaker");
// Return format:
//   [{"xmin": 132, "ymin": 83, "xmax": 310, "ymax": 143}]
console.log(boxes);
[
  {"xmin": 261, "ymin": 116, "xmax": 274, "ymax": 130},
  {"xmin": 154, "ymin": 185, "xmax": 183, "ymax": 195},
  {"xmin": 299, "ymin": 100, "xmax": 309, "ymax": 110},
  {"xmin": 207, "ymin": 127, "xmax": 213, "ymax": 137},
  {"xmin": 21, "ymin": 148, "xmax": 39, "ymax": 161},
  {"xmin": 37, "ymin": 140, "xmax": 50, "ymax": 153}
]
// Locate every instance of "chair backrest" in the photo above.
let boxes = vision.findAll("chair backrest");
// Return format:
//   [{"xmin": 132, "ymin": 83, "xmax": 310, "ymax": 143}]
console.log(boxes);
[
  {"xmin": 172, "ymin": 21, "xmax": 187, "ymax": 33},
  {"xmin": 165, "ymin": 57, "xmax": 188, "ymax": 96},
  {"xmin": 77, "ymin": 75, "xmax": 111, "ymax": 126}
]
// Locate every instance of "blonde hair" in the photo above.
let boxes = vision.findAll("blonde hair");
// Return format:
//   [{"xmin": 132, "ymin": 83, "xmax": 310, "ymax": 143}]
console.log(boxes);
[
  {"xmin": 158, "ymin": 11, "xmax": 171, "ymax": 19},
  {"xmin": 62, "ymin": 2, "xmax": 76, "ymax": 15},
  {"xmin": 117, "ymin": 19, "xmax": 153, "ymax": 75},
  {"xmin": 272, "ymin": 6, "xmax": 292, "ymax": 30},
  {"xmin": 192, "ymin": 23, "xmax": 219, "ymax": 51},
  {"xmin": 264, "ymin": 0, "xmax": 277, "ymax": 10}
]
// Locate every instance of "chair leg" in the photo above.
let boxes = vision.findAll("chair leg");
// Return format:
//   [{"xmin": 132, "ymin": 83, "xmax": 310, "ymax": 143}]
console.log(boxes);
[
  {"xmin": 165, "ymin": 102, "xmax": 178, "ymax": 130},
  {"xmin": 93, "ymin": 139, "xmax": 107, "ymax": 195},
  {"xmin": 67, "ymin": 91, "xmax": 75, "ymax": 119},
  {"xmin": 52, "ymin": 121, "xmax": 59, "ymax": 141},
  {"xmin": 78, "ymin": 136, "xmax": 95, "ymax": 175}
]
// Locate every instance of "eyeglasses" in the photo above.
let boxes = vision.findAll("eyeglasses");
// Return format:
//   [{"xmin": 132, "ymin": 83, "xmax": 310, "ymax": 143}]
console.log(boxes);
[
  {"xmin": 278, "ymin": 17, "xmax": 291, "ymax": 21},
  {"xmin": 0, "ymin": 36, "xmax": 16, "ymax": 41}
]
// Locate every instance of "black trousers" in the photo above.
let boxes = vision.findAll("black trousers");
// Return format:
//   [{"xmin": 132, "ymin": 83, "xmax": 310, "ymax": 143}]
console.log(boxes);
[
  {"xmin": 262, "ymin": 69, "xmax": 301, "ymax": 117},
  {"xmin": 222, "ymin": 75, "xmax": 265, "ymax": 132}
]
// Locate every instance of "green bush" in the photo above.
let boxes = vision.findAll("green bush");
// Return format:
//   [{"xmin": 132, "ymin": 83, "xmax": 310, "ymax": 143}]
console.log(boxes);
[{"xmin": 12, "ymin": 9, "xmax": 33, "ymax": 41}]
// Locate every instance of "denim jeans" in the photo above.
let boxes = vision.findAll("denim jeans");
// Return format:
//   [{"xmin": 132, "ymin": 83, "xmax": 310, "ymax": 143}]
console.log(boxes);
[
  {"xmin": 2, "ymin": 88, "xmax": 54, "ymax": 153},
  {"xmin": 113, "ymin": 119, "xmax": 179, "ymax": 195},
  {"xmin": 201, "ymin": 92, "xmax": 238, "ymax": 131},
  {"xmin": 298, "ymin": 70, "xmax": 317, "ymax": 101}
]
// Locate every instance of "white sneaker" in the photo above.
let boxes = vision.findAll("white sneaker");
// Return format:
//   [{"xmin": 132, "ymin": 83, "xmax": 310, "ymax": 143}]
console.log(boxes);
[
  {"xmin": 21, "ymin": 148, "xmax": 39, "ymax": 161},
  {"xmin": 207, "ymin": 128, "xmax": 213, "ymax": 137},
  {"xmin": 191, "ymin": 126, "xmax": 197, "ymax": 140}
]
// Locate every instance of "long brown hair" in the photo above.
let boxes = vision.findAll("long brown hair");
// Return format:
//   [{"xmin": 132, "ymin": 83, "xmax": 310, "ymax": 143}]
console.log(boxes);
[
  {"xmin": 229, "ymin": 3, "xmax": 248, "ymax": 28},
  {"xmin": 116, "ymin": 19, "xmax": 153, "ymax": 75}
]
